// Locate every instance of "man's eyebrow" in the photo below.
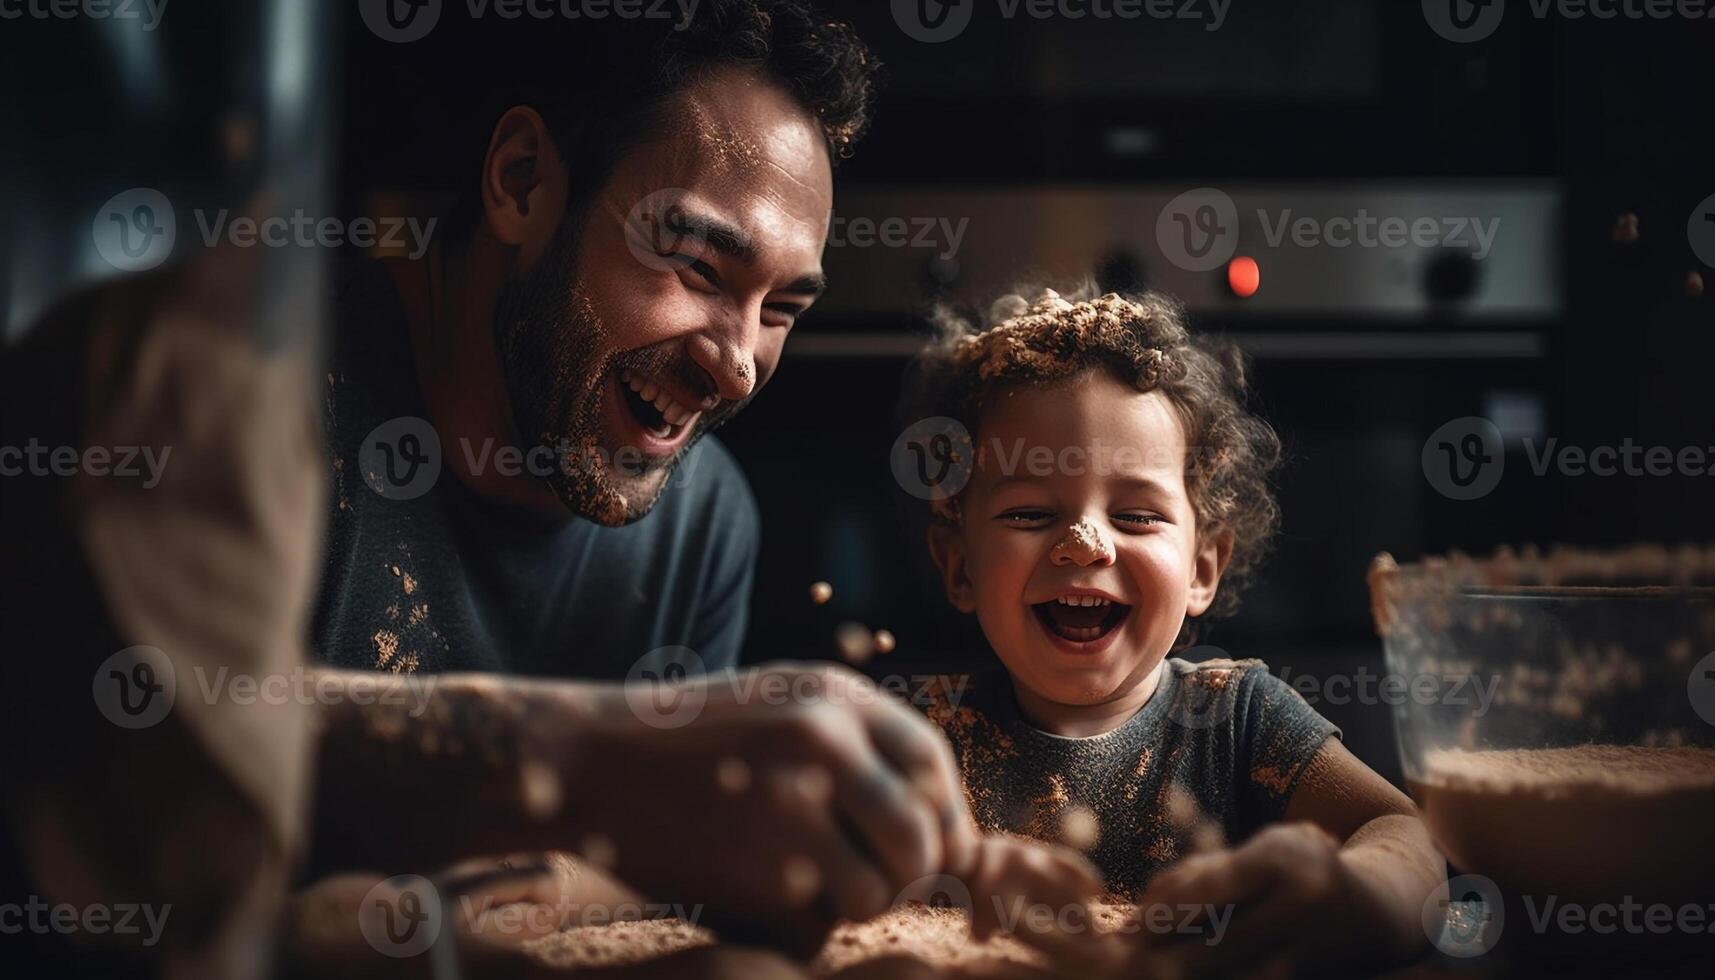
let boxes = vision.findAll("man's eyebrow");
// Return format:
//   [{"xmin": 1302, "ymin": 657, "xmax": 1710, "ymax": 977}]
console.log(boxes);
[
  {"xmin": 778, "ymin": 273, "xmax": 828, "ymax": 298},
  {"xmin": 664, "ymin": 207, "xmax": 827, "ymax": 298},
  {"xmin": 665, "ymin": 208, "xmax": 757, "ymax": 264}
]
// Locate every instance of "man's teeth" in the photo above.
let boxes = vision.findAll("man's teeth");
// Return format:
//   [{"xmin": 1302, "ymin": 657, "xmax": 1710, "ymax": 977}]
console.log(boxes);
[
  {"xmin": 621, "ymin": 369, "xmax": 695, "ymax": 428},
  {"xmin": 1054, "ymin": 595, "xmax": 1111, "ymax": 607}
]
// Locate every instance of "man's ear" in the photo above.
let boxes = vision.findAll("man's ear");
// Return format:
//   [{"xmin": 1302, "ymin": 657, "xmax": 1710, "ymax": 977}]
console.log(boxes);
[
  {"xmin": 481, "ymin": 106, "xmax": 567, "ymax": 260},
  {"xmin": 1185, "ymin": 529, "xmax": 1234, "ymax": 618},
  {"xmin": 926, "ymin": 522, "xmax": 978, "ymax": 614}
]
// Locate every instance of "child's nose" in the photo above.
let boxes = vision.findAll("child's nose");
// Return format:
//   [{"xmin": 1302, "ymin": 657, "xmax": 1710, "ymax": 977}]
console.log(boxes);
[{"xmin": 1049, "ymin": 518, "xmax": 1115, "ymax": 566}]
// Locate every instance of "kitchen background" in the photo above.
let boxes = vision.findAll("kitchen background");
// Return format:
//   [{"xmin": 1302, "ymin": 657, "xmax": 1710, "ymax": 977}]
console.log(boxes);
[
  {"xmin": 712, "ymin": 1, "xmax": 1715, "ymax": 783},
  {"xmin": 6, "ymin": 0, "xmax": 1710, "ymax": 785}
]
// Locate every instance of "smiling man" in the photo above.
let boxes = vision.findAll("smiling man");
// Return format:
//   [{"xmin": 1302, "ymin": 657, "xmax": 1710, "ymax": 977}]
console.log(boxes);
[
  {"xmin": 315, "ymin": 3, "xmax": 864, "ymax": 676},
  {"xmin": 292, "ymin": 6, "xmax": 1096, "ymax": 966}
]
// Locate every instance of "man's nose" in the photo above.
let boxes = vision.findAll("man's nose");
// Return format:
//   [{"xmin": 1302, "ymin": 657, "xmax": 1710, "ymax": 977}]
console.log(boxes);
[
  {"xmin": 1049, "ymin": 518, "xmax": 1115, "ymax": 566},
  {"xmin": 687, "ymin": 310, "xmax": 760, "ymax": 403}
]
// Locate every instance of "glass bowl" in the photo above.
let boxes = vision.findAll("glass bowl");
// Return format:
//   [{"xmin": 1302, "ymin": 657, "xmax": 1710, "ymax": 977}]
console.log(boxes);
[{"xmin": 1367, "ymin": 544, "xmax": 1715, "ymax": 909}]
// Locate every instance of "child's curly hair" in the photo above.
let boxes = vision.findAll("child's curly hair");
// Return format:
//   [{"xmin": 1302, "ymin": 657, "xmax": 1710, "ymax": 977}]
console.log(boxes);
[{"xmin": 900, "ymin": 283, "xmax": 1283, "ymax": 620}]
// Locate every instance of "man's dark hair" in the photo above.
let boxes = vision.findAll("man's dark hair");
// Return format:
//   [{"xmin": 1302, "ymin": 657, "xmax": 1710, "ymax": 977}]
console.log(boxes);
[
  {"xmin": 580, "ymin": 0, "xmax": 878, "ymax": 157},
  {"xmin": 446, "ymin": 0, "xmax": 879, "ymax": 239}
]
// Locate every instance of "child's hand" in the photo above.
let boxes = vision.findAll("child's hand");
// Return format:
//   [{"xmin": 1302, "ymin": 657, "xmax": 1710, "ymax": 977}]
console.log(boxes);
[
  {"xmin": 1123, "ymin": 822, "xmax": 1379, "ymax": 979},
  {"xmin": 1122, "ymin": 740, "xmax": 1445, "ymax": 979}
]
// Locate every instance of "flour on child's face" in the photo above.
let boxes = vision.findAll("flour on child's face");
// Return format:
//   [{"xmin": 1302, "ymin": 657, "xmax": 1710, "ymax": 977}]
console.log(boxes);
[{"xmin": 946, "ymin": 373, "xmax": 1218, "ymax": 727}]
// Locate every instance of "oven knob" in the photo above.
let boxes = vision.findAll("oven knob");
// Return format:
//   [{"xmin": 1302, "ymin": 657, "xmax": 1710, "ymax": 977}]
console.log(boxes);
[{"xmin": 1424, "ymin": 249, "xmax": 1482, "ymax": 303}]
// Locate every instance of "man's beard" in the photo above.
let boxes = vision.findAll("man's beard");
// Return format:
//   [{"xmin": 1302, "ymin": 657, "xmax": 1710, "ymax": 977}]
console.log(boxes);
[{"xmin": 492, "ymin": 221, "xmax": 730, "ymax": 525}]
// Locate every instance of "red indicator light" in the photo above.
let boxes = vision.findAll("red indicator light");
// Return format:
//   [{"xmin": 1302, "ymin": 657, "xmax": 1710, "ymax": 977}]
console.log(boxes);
[{"xmin": 1227, "ymin": 256, "xmax": 1260, "ymax": 298}]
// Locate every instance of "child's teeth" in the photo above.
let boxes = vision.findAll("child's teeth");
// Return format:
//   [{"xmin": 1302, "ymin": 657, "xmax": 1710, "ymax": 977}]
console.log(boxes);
[{"xmin": 1056, "ymin": 595, "xmax": 1109, "ymax": 607}]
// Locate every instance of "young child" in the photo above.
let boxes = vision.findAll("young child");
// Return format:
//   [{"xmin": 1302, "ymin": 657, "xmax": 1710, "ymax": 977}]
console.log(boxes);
[{"xmin": 902, "ymin": 286, "xmax": 1445, "ymax": 974}]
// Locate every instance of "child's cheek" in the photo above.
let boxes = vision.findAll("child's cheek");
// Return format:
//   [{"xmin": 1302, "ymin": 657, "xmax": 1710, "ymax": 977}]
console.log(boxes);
[
  {"xmin": 1124, "ymin": 534, "xmax": 1194, "ymax": 608},
  {"xmin": 968, "ymin": 526, "xmax": 1039, "ymax": 586}
]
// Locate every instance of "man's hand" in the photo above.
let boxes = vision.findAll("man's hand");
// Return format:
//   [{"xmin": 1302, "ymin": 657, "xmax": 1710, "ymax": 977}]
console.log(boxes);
[
  {"xmin": 308, "ymin": 662, "xmax": 1108, "ymax": 960},
  {"xmin": 569, "ymin": 662, "xmax": 982, "ymax": 954},
  {"xmin": 963, "ymin": 836, "xmax": 1113, "ymax": 972}
]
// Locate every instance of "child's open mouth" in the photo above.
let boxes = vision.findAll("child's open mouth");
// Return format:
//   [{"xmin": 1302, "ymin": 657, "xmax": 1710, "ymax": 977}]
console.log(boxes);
[{"xmin": 1032, "ymin": 594, "xmax": 1130, "ymax": 644}]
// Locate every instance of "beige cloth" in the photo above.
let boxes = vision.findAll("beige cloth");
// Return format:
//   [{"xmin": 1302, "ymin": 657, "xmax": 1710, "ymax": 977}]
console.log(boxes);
[{"xmin": 2, "ymin": 257, "xmax": 323, "ymax": 979}]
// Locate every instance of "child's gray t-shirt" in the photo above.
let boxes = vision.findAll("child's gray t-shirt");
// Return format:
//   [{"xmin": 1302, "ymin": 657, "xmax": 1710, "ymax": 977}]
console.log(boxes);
[{"xmin": 922, "ymin": 657, "xmax": 1340, "ymax": 898}]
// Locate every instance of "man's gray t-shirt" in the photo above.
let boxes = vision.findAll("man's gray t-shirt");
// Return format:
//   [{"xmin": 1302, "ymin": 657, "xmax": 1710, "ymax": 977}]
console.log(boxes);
[
  {"xmin": 923, "ymin": 658, "xmax": 1340, "ymax": 898},
  {"xmin": 312, "ymin": 260, "xmax": 759, "ymax": 678}
]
